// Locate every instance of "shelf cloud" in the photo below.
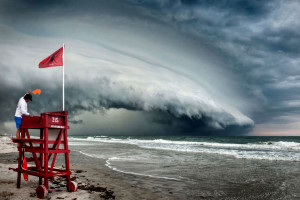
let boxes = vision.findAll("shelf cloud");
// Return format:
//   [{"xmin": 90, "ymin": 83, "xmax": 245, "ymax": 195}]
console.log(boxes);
[{"xmin": 1, "ymin": 0, "xmax": 299, "ymax": 135}]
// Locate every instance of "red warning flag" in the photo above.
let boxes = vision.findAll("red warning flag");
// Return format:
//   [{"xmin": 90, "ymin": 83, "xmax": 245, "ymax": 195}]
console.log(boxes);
[
  {"xmin": 22, "ymin": 156, "xmax": 28, "ymax": 181},
  {"xmin": 39, "ymin": 47, "xmax": 63, "ymax": 68}
]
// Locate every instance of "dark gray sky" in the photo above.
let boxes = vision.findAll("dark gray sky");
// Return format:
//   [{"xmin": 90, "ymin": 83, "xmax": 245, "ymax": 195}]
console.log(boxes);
[{"xmin": 1, "ymin": 0, "xmax": 299, "ymax": 136}]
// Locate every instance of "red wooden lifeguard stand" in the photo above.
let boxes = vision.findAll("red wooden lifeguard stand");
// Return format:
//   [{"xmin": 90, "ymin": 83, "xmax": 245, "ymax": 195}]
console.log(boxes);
[{"xmin": 10, "ymin": 111, "xmax": 77, "ymax": 198}]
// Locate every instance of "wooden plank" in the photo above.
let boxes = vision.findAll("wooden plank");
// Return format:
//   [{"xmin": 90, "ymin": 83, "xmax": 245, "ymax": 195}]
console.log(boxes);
[
  {"xmin": 12, "ymin": 138, "xmax": 44, "ymax": 144},
  {"xmin": 10, "ymin": 168, "xmax": 48, "ymax": 178},
  {"xmin": 51, "ymin": 171, "xmax": 71, "ymax": 177},
  {"xmin": 12, "ymin": 139, "xmax": 63, "ymax": 144}
]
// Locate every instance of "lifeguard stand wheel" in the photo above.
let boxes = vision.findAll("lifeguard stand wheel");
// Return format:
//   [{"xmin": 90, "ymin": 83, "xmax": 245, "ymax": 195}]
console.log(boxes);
[{"xmin": 36, "ymin": 185, "xmax": 48, "ymax": 199}]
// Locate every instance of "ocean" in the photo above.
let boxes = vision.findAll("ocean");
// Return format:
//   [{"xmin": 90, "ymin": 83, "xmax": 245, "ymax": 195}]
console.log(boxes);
[{"xmin": 68, "ymin": 136, "xmax": 300, "ymax": 199}]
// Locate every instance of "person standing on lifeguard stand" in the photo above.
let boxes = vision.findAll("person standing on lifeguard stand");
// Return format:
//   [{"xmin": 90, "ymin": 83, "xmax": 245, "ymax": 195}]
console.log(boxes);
[{"xmin": 15, "ymin": 91, "xmax": 33, "ymax": 139}]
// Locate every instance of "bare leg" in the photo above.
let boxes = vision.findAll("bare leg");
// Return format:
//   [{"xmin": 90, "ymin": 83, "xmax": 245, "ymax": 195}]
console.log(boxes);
[
  {"xmin": 16, "ymin": 129, "xmax": 20, "ymax": 138},
  {"xmin": 16, "ymin": 129, "xmax": 20, "ymax": 147}
]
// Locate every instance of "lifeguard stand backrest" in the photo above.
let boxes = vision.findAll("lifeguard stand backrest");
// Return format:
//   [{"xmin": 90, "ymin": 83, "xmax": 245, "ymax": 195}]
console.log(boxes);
[
  {"xmin": 41, "ymin": 111, "xmax": 69, "ymax": 149},
  {"xmin": 20, "ymin": 111, "xmax": 69, "ymax": 129},
  {"xmin": 41, "ymin": 111, "xmax": 68, "ymax": 128}
]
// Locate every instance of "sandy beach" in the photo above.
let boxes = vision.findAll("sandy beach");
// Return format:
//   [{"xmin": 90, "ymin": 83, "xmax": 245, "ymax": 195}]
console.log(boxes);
[
  {"xmin": 0, "ymin": 137, "xmax": 110, "ymax": 200},
  {"xmin": 0, "ymin": 137, "xmax": 176, "ymax": 200}
]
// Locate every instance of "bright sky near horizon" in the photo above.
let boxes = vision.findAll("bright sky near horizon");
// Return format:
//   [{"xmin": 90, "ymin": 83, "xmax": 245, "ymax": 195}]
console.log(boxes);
[{"xmin": 1, "ymin": 0, "xmax": 300, "ymax": 136}]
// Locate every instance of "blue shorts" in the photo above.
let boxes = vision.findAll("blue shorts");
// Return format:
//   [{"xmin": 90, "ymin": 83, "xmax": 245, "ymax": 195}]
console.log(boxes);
[{"xmin": 15, "ymin": 116, "xmax": 22, "ymax": 129}]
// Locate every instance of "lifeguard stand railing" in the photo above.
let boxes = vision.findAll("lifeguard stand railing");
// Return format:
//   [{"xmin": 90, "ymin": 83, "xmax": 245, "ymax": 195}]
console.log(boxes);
[{"xmin": 10, "ymin": 111, "xmax": 77, "ymax": 199}]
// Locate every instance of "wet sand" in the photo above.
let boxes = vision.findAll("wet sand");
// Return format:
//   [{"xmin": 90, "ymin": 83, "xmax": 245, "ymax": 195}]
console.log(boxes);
[{"xmin": 0, "ymin": 137, "xmax": 176, "ymax": 200}]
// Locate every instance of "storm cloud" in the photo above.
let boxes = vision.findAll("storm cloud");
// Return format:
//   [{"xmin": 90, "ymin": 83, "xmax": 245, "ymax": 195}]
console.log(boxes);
[{"xmin": 0, "ymin": 0, "xmax": 299, "ymax": 135}]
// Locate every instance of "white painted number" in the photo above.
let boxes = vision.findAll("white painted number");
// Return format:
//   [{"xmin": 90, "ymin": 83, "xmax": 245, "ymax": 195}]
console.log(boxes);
[{"xmin": 52, "ymin": 117, "xmax": 59, "ymax": 123}]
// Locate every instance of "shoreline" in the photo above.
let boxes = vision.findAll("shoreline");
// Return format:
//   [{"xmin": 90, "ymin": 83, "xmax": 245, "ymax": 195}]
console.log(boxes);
[
  {"xmin": 0, "ymin": 137, "xmax": 177, "ymax": 200},
  {"xmin": 3, "ymin": 135, "xmax": 300, "ymax": 199}
]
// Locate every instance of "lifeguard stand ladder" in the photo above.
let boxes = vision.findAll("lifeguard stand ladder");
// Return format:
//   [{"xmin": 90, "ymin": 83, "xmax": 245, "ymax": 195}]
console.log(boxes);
[{"xmin": 10, "ymin": 111, "xmax": 77, "ymax": 199}]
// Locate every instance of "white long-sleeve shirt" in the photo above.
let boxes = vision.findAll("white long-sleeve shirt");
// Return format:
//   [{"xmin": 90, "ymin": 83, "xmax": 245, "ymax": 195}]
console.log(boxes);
[{"xmin": 15, "ymin": 94, "xmax": 30, "ymax": 118}]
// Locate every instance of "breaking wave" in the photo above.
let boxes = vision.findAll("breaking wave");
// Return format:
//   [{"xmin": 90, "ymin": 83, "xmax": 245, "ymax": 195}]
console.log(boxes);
[{"xmin": 70, "ymin": 137, "xmax": 300, "ymax": 161}]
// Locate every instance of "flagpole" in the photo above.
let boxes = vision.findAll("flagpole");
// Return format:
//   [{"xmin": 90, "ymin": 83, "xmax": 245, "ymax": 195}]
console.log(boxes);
[{"xmin": 63, "ymin": 44, "xmax": 65, "ymax": 111}]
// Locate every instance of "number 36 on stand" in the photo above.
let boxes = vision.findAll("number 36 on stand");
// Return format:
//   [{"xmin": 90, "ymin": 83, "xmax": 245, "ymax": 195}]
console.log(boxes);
[{"xmin": 52, "ymin": 117, "xmax": 59, "ymax": 123}]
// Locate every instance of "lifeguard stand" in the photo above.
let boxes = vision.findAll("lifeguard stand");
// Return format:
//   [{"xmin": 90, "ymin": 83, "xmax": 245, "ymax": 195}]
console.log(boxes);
[{"xmin": 10, "ymin": 111, "xmax": 77, "ymax": 199}]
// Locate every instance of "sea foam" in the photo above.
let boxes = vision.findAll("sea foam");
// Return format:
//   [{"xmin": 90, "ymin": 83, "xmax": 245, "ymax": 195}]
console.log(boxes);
[{"xmin": 71, "ymin": 137, "xmax": 300, "ymax": 161}]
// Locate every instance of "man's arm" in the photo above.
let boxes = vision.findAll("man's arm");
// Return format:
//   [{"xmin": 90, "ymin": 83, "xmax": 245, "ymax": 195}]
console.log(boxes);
[{"xmin": 23, "ymin": 91, "xmax": 31, "ymax": 97}]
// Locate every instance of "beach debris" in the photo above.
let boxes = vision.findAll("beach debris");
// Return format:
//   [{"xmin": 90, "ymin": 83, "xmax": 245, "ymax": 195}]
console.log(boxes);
[
  {"xmin": 80, "ymin": 183, "xmax": 87, "ymax": 187},
  {"xmin": 51, "ymin": 174, "xmax": 115, "ymax": 199},
  {"xmin": 0, "ymin": 191, "xmax": 14, "ymax": 199},
  {"xmin": 30, "ymin": 192, "xmax": 37, "ymax": 197},
  {"xmin": 78, "ymin": 185, "xmax": 115, "ymax": 199}
]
